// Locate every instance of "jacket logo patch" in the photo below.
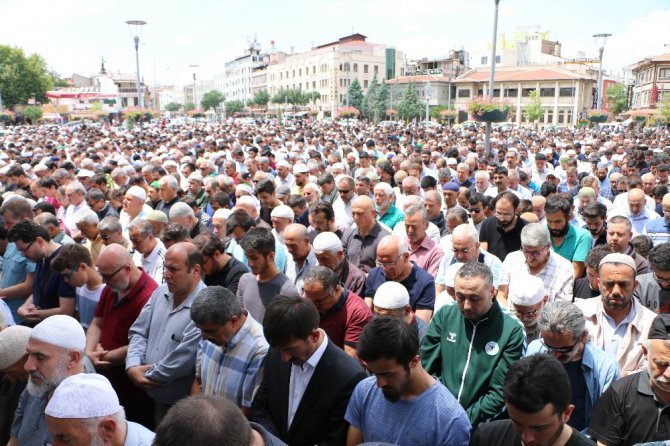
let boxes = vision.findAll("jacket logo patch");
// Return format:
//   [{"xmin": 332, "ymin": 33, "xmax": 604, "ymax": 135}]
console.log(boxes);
[
  {"xmin": 447, "ymin": 332, "xmax": 457, "ymax": 343},
  {"xmin": 485, "ymin": 341, "xmax": 500, "ymax": 356}
]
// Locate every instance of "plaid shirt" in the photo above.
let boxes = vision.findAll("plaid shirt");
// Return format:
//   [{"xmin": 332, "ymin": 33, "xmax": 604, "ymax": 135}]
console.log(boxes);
[
  {"xmin": 500, "ymin": 250, "xmax": 574, "ymax": 304},
  {"xmin": 195, "ymin": 314, "xmax": 269, "ymax": 407}
]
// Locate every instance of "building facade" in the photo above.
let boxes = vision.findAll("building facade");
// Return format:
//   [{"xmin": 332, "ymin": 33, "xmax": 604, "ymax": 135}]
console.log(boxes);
[
  {"xmin": 220, "ymin": 39, "xmax": 269, "ymax": 105},
  {"xmin": 630, "ymin": 46, "xmax": 670, "ymax": 110}
]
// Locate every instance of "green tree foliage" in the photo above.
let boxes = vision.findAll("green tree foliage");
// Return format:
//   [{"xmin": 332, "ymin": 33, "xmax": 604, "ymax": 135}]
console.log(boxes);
[
  {"xmin": 660, "ymin": 95, "xmax": 670, "ymax": 122},
  {"xmin": 362, "ymin": 76, "xmax": 379, "ymax": 120},
  {"xmin": 0, "ymin": 45, "xmax": 54, "ymax": 108},
  {"xmin": 606, "ymin": 83, "xmax": 630, "ymax": 115},
  {"xmin": 21, "ymin": 106, "xmax": 42, "ymax": 123},
  {"xmin": 523, "ymin": 90, "xmax": 543, "ymax": 125},
  {"xmin": 271, "ymin": 88, "xmax": 313, "ymax": 106},
  {"xmin": 430, "ymin": 105, "xmax": 448, "ymax": 121},
  {"xmin": 164, "ymin": 102, "xmax": 182, "ymax": 112},
  {"xmin": 372, "ymin": 80, "xmax": 390, "ymax": 122},
  {"xmin": 183, "ymin": 102, "xmax": 196, "ymax": 112},
  {"xmin": 397, "ymin": 81, "xmax": 423, "ymax": 121},
  {"xmin": 49, "ymin": 71, "xmax": 69, "ymax": 88},
  {"xmin": 346, "ymin": 78, "xmax": 364, "ymax": 111},
  {"xmin": 200, "ymin": 90, "xmax": 225, "ymax": 111},
  {"xmin": 225, "ymin": 100, "xmax": 245, "ymax": 115},
  {"xmin": 251, "ymin": 90, "xmax": 270, "ymax": 106}
]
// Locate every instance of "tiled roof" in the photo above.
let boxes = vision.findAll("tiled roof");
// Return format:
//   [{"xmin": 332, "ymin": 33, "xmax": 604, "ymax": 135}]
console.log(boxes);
[
  {"xmin": 453, "ymin": 66, "xmax": 594, "ymax": 83},
  {"xmin": 386, "ymin": 75, "xmax": 451, "ymax": 84}
]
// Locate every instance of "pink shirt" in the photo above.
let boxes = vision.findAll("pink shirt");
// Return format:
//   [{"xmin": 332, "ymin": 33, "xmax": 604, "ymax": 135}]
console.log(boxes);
[{"xmin": 409, "ymin": 235, "xmax": 444, "ymax": 276}]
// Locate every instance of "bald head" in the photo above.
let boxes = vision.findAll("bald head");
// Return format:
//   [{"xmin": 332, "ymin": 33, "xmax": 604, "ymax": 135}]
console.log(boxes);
[
  {"xmin": 284, "ymin": 223, "xmax": 308, "ymax": 240},
  {"xmin": 531, "ymin": 196, "xmax": 546, "ymax": 206},
  {"xmin": 97, "ymin": 244, "xmax": 133, "ymax": 270},
  {"xmin": 628, "ymin": 188, "xmax": 646, "ymax": 215},
  {"xmin": 452, "ymin": 223, "xmax": 478, "ymax": 243},
  {"xmin": 663, "ymin": 193, "xmax": 670, "ymax": 207}
]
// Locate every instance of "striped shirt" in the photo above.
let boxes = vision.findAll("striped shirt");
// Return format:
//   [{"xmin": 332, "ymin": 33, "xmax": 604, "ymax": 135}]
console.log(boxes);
[
  {"xmin": 133, "ymin": 240, "xmax": 166, "ymax": 284},
  {"xmin": 500, "ymin": 250, "xmax": 575, "ymax": 304},
  {"xmin": 195, "ymin": 314, "xmax": 268, "ymax": 407}
]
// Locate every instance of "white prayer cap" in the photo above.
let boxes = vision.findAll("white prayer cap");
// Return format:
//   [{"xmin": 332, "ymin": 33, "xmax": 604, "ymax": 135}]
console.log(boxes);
[
  {"xmin": 271, "ymin": 205, "xmax": 294, "ymax": 220},
  {"xmin": 599, "ymin": 253, "xmax": 636, "ymax": 272},
  {"xmin": 509, "ymin": 275, "xmax": 546, "ymax": 306},
  {"xmin": 188, "ymin": 171, "xmax": 204, "ymax": 183},
  {"xmin": 444, "ymin": 262, "xmax": 465, "ymax": 288},
  {"xmin": 31, "ymin": 315, "xmax": 85, "ymax": 351},
  {"xmin": 213, "ymin": 208, "xmax": 233, "ymax": 220},
  {"xmin": 45, "ymin": 374, "xmax": 122, "ymax": 419},
  {"xmin": 276, "ymin": 160, "xmax": 290, "ymax": 168},
  {"xmin": 373, "ymin": 282, "xmax": 409, "ymax": 309},
  {"xmin": 0, "ymin": 326, "xmax": 31, "ymax": 370},
  {"xmin": 236, "ymin": 195, "xmax": 260, "ymax": 212},
  {"xmin": 313, "ymin": 232, "xmax": 343, "ymax": 254},
  {"xmin": 125, "ymin": 185, "xmax": 147, "ymax": 201},
  {"xmin": 75, "ymin": 169, "xmax": 94, "ymax": 178},
  {"xmin": 293, "ymin": 163, "xmax": 309, "ymax": 174},
  {"xmin": 235, "ymin": 184, "xmax": 254, "ymax": 196}
]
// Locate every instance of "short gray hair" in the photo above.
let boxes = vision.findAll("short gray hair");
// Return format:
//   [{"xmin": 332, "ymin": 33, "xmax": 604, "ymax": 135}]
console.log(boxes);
[
  {"xmin": 404, "ymin": 204, "xmax": 428, "ymax": 223},
  {"xmin": 98, "ymin": 216, "xmax": 122, "ymax": 233},
  {"xmin": 190, "ymin": 286, "xmax": 243, "ymax": 326},
  {"xmin": 446, "ymin": 207, "xmax": 469, "ymax": 224},
  {"xmin": 170, "ymin": 202, "xmax": 195, "ymax": 219},
  {"xmin": 374, "ymin": 182, "xmax": 393, "ymax": 197},
  {"xmin": 520, "ymin": 223, "xmax": 550, "ymax": 247},
  {"xmin": 76, "ymin": 209, "xmax": 99, "ymax": 226},
  {"xmin": 128, "ymin": 219, "xmax": 153, "ymax": 238},
  {"xmin": 303, "ymin": 266, "xmax": 340, "ymax": 295},
  {"xmin": 537, "ymin": 301, "xmax": 586, "ymax": 342},
  {"xmin": 159, "ymin": 175, "xmax": 178, "ymax": 190},
  {"xmin": 456, "ymin": 261, "xmax": 493, "ymax": 290}
]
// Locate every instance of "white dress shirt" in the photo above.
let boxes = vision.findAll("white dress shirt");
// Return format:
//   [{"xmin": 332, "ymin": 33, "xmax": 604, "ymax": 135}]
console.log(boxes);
[{"xmin": 287, "ymin": 330, "xmax": 329, "ymax": 427}]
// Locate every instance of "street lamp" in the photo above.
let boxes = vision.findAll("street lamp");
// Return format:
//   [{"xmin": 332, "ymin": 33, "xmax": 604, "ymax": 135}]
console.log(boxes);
[
  {"xmin": 485, "ymin": 0, "xmax": 501, "ymax": 158},
  {"xmin": 125, "ymin": 20, "xmax": 146, "ymax": 108},
  {"xmin": 593, "ymin": 33, "xmax": 612, "ymax": 110},
  {"xmin": 189, "ymin": 64, "xmax": 199, "ymax": 109},
  {"xmin": 424, "ymin": 81, "xmax": 431, "ymax": 122}
]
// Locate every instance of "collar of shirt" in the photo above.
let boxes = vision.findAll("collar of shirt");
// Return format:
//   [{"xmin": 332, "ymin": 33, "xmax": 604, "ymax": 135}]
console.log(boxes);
[
  {"xmin": 144, "ymin": 240, "xmax": 166, "ymax": 262},
  {"xmin": 225, "ymin": 312, "xmax": 253, "ymax": 352},
  {"xmin": 293, "ymin": 329, "xmax": 329, "ymax": 372},
  {"xmin": 411, "ymin": 234, "xmax": 436, "ymax": 254},
  {"xmin": 322, "ymin": 289, "xmax": 348, "ymax": 318},
  {"xmin": 162, "ymin": 280, "xmax": 206, "ymax": 312}
]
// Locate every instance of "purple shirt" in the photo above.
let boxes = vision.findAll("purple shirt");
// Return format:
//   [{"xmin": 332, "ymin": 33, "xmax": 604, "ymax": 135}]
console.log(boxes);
[{"xmin": 409, "ymin": 236, "xmax": 444, "ymax": 276}]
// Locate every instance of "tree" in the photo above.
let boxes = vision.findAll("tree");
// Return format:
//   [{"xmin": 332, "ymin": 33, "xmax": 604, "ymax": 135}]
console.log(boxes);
[
  {"xmin": 430, "ymin": 105, "xmax": 449, "ymax": 121},
  {"xmin": 397, "ymin": 81, "xmax": 423, "ymax": 122},
  {"xmin": 200, "ymin": 90, "xmax": 225, "ymax": 111},
  {"xmin": 183, "ymin": 102, "xmax": 196, "ymax": 112},
  {"xmin": 225, "ymin": 100, "xmax": 245, "ymax": 115},
  {"xmin": 373, "ymin": 80, "xmax": 390, "ymax": 122},
  {"xmin": 523, "ymin": 90, "xmax": 543, "ymax": 126},
  {"xmin": 21, "ymin": 106, "xmax": 42, "ymax": 123},
  {"xmin": 660, "ymin": 95, "xmax": 670, "ymax": 123},
  {"xmin": 0, "ymin": 45, "xmax": 54, "ymax": 108},
  {"xmin": 606, "ymin": 83, "xmax": 630, "ymax": 116},
  {"xmin": 164, "ymin": 102, "xmax": 182, "ymax": 112},
  {"xmin": 49, "ymin": 71, "xmax": 69, "ymax": 88},
  {"xmin": 362, "ymin": 75, "xmax": 379, "ymax": 120},
  {"xmin": 346, "ymin": 78, "xmax": 364, "ymax": 111},
  {"xmin": 251, "ymin": 90, "xmax": 270, "ymax": 106}
]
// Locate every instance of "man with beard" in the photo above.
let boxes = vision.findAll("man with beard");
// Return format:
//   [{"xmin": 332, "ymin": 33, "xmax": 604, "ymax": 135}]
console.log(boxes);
[
  {"xmin": 291, "ymin": 164, "xmax": 309, "ymax": 196},
  {"xmin": 313, "ymin": 232, "xmax": 367, "ymax": 297},
  {"xmin": 0, "ymin": 326, "xmax": 31, "ymax": 445},
  {"xmin": 607, "ymin": 215, "xmax": 651, "ymax": 275},
  {"xmin": 634, "ymin": 243, "xmax": 670, "ymax": 313},
  {"xmin": 526, "ymin": 301, "xmax": 620, "ymax": 432},
  {"xmin": 582, "ymin": 202, "xmax": 608, "ymax": 247},
  {"xmin": 573, "ymin": 244, "xmax": 613, "ymax": 301},
  {"xmin": 9, "ymin": 315, "xmax": 86, "ymax": 446},
  {"xmin": 344, "ymin": 317, "xmax": 471, "ymax": 446},
  {"xmin": 471, "ymin": 355, "xmax": 594, "ymax": 446},
  {"xmin": 576, "ymin": 253, "xmax": 657, "ymax": 376},
  {"xmin": 508, "ymin": 276, "xmax": 548, "ymax": 343},
  {"xmin": 589, "ymin": 314, "xmax": 670, "ymax": 444},
  {"xmin": 544, "ymin": 195, "xmax": 591, "ymax": 279},
  {"xmin": 192, "ymin": 233, "xmax": 248, "ymax": 295},
  {"xmin": 479, "ymin": 192, "xmax": 526, "ymax": 262}
]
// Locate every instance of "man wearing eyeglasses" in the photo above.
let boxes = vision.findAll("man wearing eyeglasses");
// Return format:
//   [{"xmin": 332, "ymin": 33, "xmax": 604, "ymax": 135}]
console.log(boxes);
[
  {"xmin": 508, "ymin": 275, "xmax": 548, "ymax": 343},
  {"xmin": 84, "ymin": 244, "xmax": 158, "ymax": 427},
  {"xmin": 634, "ymin": 243, "xmax": 670, "ymax": 314}
]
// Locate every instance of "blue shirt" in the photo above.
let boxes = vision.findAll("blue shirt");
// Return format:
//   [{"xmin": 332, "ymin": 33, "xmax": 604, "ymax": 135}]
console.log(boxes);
[
  {"xmin": 1, "ymin": 242, "xmax": 36, "ymax": 321},
  {"xmin": 364, "ymin": 263, "xmax": 435, "ymax": 311},
  {"xmin": 345, "ymin": 376, "xmax": 471, "ymax": 446},
  {"xmin": 551, "ymin": 224, "xmax": 592, "ymax": 263},
  {"xmin": 33, "ymin": 246, "xmax": 76, "ymax": 311},
  {"xmin": 643, "ymin": 217, "xmax": 670, "ymax": 246}
]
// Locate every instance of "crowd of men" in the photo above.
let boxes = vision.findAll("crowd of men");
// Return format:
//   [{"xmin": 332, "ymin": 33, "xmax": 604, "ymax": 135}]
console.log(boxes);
[{"xmin": 0, "ymin": 118, "xmax": 669, "ymax": 445}]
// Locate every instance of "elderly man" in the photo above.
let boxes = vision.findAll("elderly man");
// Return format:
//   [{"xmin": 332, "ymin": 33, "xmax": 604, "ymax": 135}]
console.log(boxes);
[
  {"xmin": 156, "ymin": 175, "xmax": 181, "ymax": 219},
  {"xmin": 45, "ymin": 374, "xmax": 155, "ymax": 446},
  {"xmin": 74, "ymin": 209, "xmax": 104, "ymax": 266},
  {"xmin": 237, "ymin": 195, "xmax": 272, "ymax": 230},
  {"xmin": 0, "ymin": 325, "xmax": 31, "ymax": 444},
  {"xmin": 170, "ymin": 201, "xmax": 209, "ymax": 239},
  {"xmin": 302, "ymin": 266, "xmax": 373, "ymax": 358},
  {"xmin": 126, "ymin": 242, "xmax": 207, "ymax": 424},
  {"xmin": 192, "ymin": 233, "xmax": 248, "ymax": 294},
  {"xmin": 436, "ymin": 224, "xmax": 503, "ymax": 293},
  {"xmin": 63, "ymin": 181, "xmax": 90, "ymax": 238},
  {"xmin": 473, "ymin": 170, "xmax": 497, "ymax": 198},
  {"xmin": 526, "ymin": 300, "xmax": 620, "ymax": 432},
  {"xmin": 34, "ymin": 212, "xmax": 74, "ymax": 245},
  {"xmin": 422, "ymin": 262, "xmax": 526, "ymax": 427},
  {"xmin": 575, "ymin": 253, "xmax": 657, "ymax": 376},
  {"xmin": 270, "ymin": 205, "xmax": 293, "ymax": 244},
  {"xmin": 313, "ymin": 231, "xmax": 366, "ymax": 296},
  {"xmin": 531, "ymin": 195, "xmax": 547, "ymax": 224},
  {"xmin": 342, "ymin": 196, "xmax": 390, "ymax": 273},
  {"xmin": 498, "ymin": 223, "xmax": 574, "ymax": 307},
  {"xmin": 374, "ymin": 182, "xmax": 403, "ymax": 230},
  {"xmin": 128, "ymin": 219, "xmax": 166, "ymax": 284},
  {"xmin": 372, "ymin": 281, "xmax": 429, "ymax": 342},
  {"xmin": 87, "ymin": 189, "xmax": 119, "ymax": 221},
  {"xmin": 187, "ymin": 172, "xmax": 210, "ymax": 212},
  {"xmin": 643, "ymin": 192, "xmax": 670, "ymax": 245},
  {"xmin": 9, "ymin": 315, "xmax": 86, "ymax": 446},
  {"xmin": 607, "ymin": 215, "xmax": 651, "ymax": 275},
  {"xmin": 189, "ymin": 286, "xmax": 268, "ymax": 417},
  {"xmin": 119, "ymin": 186, "xmax": 148, "ymax": 239},
  {"xmin": 364, "ymin": 235, "xmax": 435, "ymax": 323},
  {"xmin": 98, "ymin": 216, "xmax": 131, "ymax": 249},
  {"xmin": 403, "ymin": 204, "xmax": 443, "ymax": 276},
  {"xmin": 283, "ymin": 223, "xmax": 317, "ymax": 295},
  {"xmin": 589, "ymin": 314, "xmax": 670, "ymax": 444},
  {"xmin": 618, "ymin": 188, "xmax": 660, "ymax": 235},
  {"xmin": 333, "ymin": 175, "xmax": 356, "ymax": 226},
  {"xmin": 479, "ymin": 192, "xmax": 527, "ymax": 261},
  {"xmin": 508, "ymin": 275, "xmax": 548, "ymax": 343},
  {"xmin": 274, "ymin": 160, "xmax": 295, "ymax": 189},
  {"xmin": 423, "ymin": 190, "xmax": 449, "ymax": 237}
]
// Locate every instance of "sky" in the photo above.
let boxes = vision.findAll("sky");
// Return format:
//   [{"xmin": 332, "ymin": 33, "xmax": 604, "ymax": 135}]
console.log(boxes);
[{"xmin": 2, "ymin": 0, "xmax": 670, "ymax": 88}]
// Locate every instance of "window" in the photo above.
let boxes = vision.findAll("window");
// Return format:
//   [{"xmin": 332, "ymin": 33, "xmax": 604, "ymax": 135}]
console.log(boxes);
[
  {"xmin": 374, "ymin": 65, "xmax": 379, "ymax": 74},
  {"xmin": 558, "ymin": 110, "xmax": 565, "ymax": 124},
  {"xmin": 477, "ymin": 89, "xmax": 484, "ymax": 97},
  {"xmin": 457, "ymin": 89, "xmax": 470, "ymax": 98},
  {"xmin": 299, "ymin": 69, "xmax": 302, "ymax": 76},
  {"xmin": 353, "ymin": 63, "xmax": 358, "ymax": 73},
  {"xmin": 540, "ymin": 88, "xmax": 555, "ymax": 97},
  {"xmin": 481, "ymin": 56, "xmax": 488, "ymax": 65},
  {"xmin": 522, "ymin": 88, "xmax": 536, "ymax": 97},
  {"xmin": 493, "ymin": 89, "xmax": 501, "ymax": 97},
  {"xmin": 660, "ymin": 68, "xmax": 670, "ymax": 79},
  {"xmin": 364, "ymin": 64, "xmax": 369, "ymax": 74},
  {"xmin": 364, "ymin": 80, "xmax": 369, "ymax": 88},
  {"xmin": 547, "ymin": 109, "xmax": 553, "ymax": 124},
  {"xmin": 312, "ymin": 81, "xmax": 316, "ymax": 89},
  {"xmin": 495, "ymin": 55, "xmax": 501, "ymax": 63},
  {"xmin": 559, "ymin": 87, "xmax": 575, "ymax": 97},
  {"xmin": 313, "ymin": 66, "xmax": 316, "ymax": 75},
  {"xmin": 505, "ymin": 88, "xmax": 518, "ymax": 97}
]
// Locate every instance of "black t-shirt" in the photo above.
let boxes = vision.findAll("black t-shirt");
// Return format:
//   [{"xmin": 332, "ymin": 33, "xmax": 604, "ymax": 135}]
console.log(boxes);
[
  {"xmin": 471, "ymin": 419, "xmax": 594, "ymax": 446},
  {"xmin": 573, "ymin": 278, "xmax": 599, "ymax": 301},
  {"xmin": 589, "ymin": 371, "xmax": 670, "ymax": 445},
  {"xmin": 478, "ymin": 216, "xmax": 526, "ymax": 262},
  {"xmin": 204, "ymin": 256, "xmax": 250, "ymax": 295},
  {"xmin": 565, "ymin": 360, "xmax": 587, "ymax": 432}
]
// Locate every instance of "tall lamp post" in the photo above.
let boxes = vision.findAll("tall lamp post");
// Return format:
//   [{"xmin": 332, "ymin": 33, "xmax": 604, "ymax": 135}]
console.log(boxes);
[
  {"xmin": 189, "ymin": 64, "xmax": 199, "ymax": 109},
  {"xmin": 125, "ymin": 20, "xmax": 146, "ymax": 108},
  {"xmin": 424, "ymin": 81, "xmax": 431, "ymax": 122},
  {"xmin": 593, "ymin": 33, "xmax": 612, "ymax": 111},
  {"xmin": 484, "ymin": 0, "xmax": 500, "ymax": 159}
]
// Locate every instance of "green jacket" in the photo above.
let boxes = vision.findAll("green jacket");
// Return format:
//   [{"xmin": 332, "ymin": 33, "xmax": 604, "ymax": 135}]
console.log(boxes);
[{"xmin": 421, "ymin": 300, "xmax": 526, "ymax": 427}]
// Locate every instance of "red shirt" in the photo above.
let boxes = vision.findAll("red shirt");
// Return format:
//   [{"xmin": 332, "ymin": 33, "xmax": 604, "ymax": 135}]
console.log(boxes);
[
  {"xmin": 94, "ymin": 271, "xmax": 158, "ymax": 350},
  {"xmin": 319, "ymin": 289, "xmax": 373, "ymax": 349}
]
